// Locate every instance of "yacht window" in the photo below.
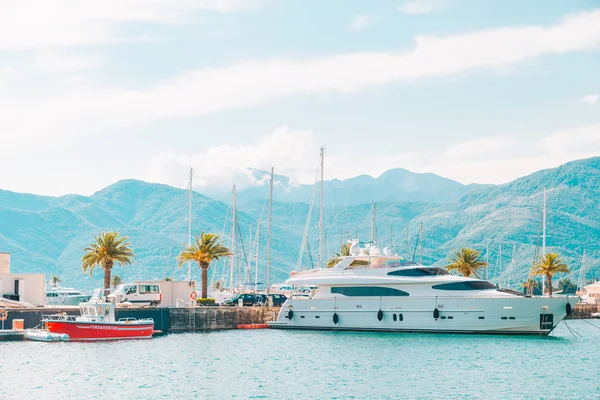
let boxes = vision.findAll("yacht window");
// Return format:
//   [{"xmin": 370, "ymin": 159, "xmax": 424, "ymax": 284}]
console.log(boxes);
[
  {"xmin": 393, "ymin": 314, "xmax": 397, "ymax": 321},
  {"xmin": 388, "ymin": 268, "xmax": 449, "ymax": 277},
  {"xmin": 399, "ymin": 314, "xmax": 403, "ymax": 321},
  {"xmin": 432, "ymin": 281, "xmax": 496, "ymax": 291},
  {"xmin": 331, "ymin": 286, "xmax": 409, "ymax": 297}
]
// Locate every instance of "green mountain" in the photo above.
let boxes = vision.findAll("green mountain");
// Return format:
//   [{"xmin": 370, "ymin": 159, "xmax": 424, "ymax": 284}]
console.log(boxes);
[{"xmin": 1, "ymin": 158, "xmax": 599, "ymax": 291}]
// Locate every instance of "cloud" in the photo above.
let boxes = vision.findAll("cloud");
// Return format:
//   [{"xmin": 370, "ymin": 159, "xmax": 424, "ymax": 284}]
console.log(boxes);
[
  {"xmin": 442, "ymin": 137, "xmax": 516, "ymax": 160},
  {"xmin": 398, "ymin": 0, "xmax": 446, "ymax": 15},
  {"xmin": 146, "ymin": 127, "xmax": 321, "ymax": 191},
  {"xmin": 346, "ymin": 14, "xmax": 374, "ymax": 31},
  {"xmin": 581, "ymin": 94, "xmax": 598, "ymax": 106},
  {"xmin": 145, "ymin": 123, "xmax": 600, "ymax": 192},
  {"xmin": 0, "ymin": 0, "xmax": 261, "ymax": 51},
  {"xmin": 2, "ymin": 9, "xmax": 600, "ymax": 153}
]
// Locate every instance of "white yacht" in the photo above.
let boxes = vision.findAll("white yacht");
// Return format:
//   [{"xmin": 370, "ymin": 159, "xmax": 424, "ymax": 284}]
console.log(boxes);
[
  {"xmin": 269, "ymin": 243, "xmax": 579, "ymax": 335},
  {"xmin": 46, "ymin": 287, "xmax": 90, "ymax": 306}
]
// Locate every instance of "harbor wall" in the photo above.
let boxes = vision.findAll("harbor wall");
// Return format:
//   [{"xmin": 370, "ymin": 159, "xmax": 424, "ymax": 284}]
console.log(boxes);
[
  {"xmin": 570, "ymin": 303, "xmax": 600, "ymax": 319},
  {"xmin": 1, "ymin": 306, "xmax": 279, "ymax": 334}
]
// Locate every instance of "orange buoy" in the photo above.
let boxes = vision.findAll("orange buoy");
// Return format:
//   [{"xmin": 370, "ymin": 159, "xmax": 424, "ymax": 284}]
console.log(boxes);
[{"xmin": 236, "ymin": 323, "xmax": 270, "ymax": 329}]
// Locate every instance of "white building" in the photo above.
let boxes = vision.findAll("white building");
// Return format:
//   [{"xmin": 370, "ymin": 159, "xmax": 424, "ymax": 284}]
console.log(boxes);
[
  {"xmin": 583, "ymin": 281, "xmax": 600, "ymax": 305},
  {"xmin": 0, "ymin": 252, "xmax": 46, "ymax": 307}
]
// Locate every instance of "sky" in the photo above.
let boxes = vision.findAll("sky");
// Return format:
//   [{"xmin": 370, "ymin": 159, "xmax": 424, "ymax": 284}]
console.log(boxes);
[{"xmin": 0, "ymin": 0, "xmax": 599, "ymax": 196}]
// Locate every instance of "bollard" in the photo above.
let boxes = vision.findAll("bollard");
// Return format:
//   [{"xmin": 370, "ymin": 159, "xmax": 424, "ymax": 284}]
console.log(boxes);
[{"xmin": 238, "ymin": 298, "xmax": 243, "ymax": 307}]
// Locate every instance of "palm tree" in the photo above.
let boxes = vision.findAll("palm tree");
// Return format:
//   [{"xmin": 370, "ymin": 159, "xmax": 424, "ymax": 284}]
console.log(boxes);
[
  {"xmin": 521, "ymin": 277, "xmax": 539, "ymax": 296},
  {"xmin": 82, "ymin": 232, "xmax": 134, "ymax": 296},
  {"xmin": 326, "ymin": 243, "xmax": 350, "ymax": 268},
  {"xmin": 177, "ymin": 232, "xmax": 231, "ymax": 299},
  {"xmin": 50, "ymin": 275, "xmax": 61, "ymax": 287},
  {"xmin": 111, "ymin": 274, "xmax": 124, "ymax": 289},
  {"xmin": 531, "ymin": 253, "xmax": 569, "ymax": 296},
  {"xmin": 446, "ymin": 248, "xmax": 488, "ymax": 278}
]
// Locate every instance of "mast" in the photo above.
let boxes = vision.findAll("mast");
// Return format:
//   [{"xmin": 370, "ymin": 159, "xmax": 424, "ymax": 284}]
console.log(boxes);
[
  {"xmin": 266, "ymin": 167, "xmax": 273, "ymax": 292},
  {"xmin": 229, "ymin": 184, "xmax": 237, "ymax": 290},
  {"xmin": 499, "ymin": 243, "xmax": 503, "ymax": 288},
  {"xmin": 318, "ymin": 146, "xmax": 324, "ymax": 269},
  {"xmin": 187, "ymin": 167, "xmax": 193, "ymax": 281},
  {"xmin": 509, "ymin": 244, "xmax": 516, "ymax": 289},
  {"xmin": 542, "ymin": 188, "xmax": 547, "ymax": 294},
  {"xmin": 419, "ymin": 222, "xmax": 423, "ymax": 264},
  {"xmin": 390, "ymin": 226, "xmax": 393, "ymax": 254},
  {"xmin": 485, "ymin": 242, "xmax": 489, "ymax": 280},
  {"xmin": 405, "ymin": 226, "xmax": 410, "ymax": 260},
  {"xmin": 255, "ymin": 221, "xmax": 260, "ymax": 294},
  {"xmin": 577, "ymin": 249, "xmax": 587, "ymax": 292},
  {"xmin": 371, "ymin": 202, "xmax": 376, "ymax": 244}
]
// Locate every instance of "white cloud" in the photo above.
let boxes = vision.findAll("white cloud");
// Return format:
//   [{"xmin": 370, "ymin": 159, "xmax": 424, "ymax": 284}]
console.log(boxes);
[
  {"xmin": 347, "ymin": 14, "xmax": 374, "ymax": 31},
  {"xmin": 398, "ymin": 0, "xmax": 446, "ymax": 15},
  {"xmin": 442, "ymin": 137, "xmax": 516, "ymax": 160},
  {"xmin": 2, "ymin": 9, "xmax": 600, "ymax": 152},
  {"xmin": 145, "ymin": 123, "xmax": 600, "ymax": 191},
  {"xmin": 581, "ymin": 94, "xmax": 598, "ymax": 106},
  {"xmin": 146, "ymin": 127, "xmax": 320, "ymax": 191},
  {"xmin": 0, "ymin": 0, "xmax": 260, "ymax": 50}
]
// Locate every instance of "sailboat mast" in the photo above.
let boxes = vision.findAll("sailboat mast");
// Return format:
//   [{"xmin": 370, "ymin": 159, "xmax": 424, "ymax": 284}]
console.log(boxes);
[
  {"xmin": 499, "ymin": 243, "xmax": 503, "ymax": 288},
  {"xmin": 266, "ymin": 167, "xmax": 273, "ymax": 293},
  {"xmin": 318, "ymin": 146, "xmax": 324, "ymax": 269},
  {"xmin": 230, "ymin": 184, "xmax": 237, "ymax": 290},
  {"xmin": 485, "ymin": 242, "xmax": 489, "ymax": 280},
  {"xmin": 187, "ymin": 167, "xmax": 193, "ymax": 281},
  {"xmin": 542, "ymin": 188, "xmax": 547, "ymax": 294},
  {"xmin": 371, "ymin": 202, "xmax": 376, "ymax": 244},
  {"xmin": 419, "ymin": 222, "xmax": 423, "ymax": 264},
  {"xmin": 405, "ymin": 226, "xmax": 410, "ymax": 260},
  {"xmin": 255, "ymin": 221, "xmax": 260, "ymax": 294},
  {"xmin": 390, "ymin": 227, "xmax": 393, "ymax": 254}
]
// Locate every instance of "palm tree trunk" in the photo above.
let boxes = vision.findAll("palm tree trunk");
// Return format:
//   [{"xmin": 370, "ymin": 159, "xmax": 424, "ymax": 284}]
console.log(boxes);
[
  {"xmin": 200, "ymin": 262, "xmax": 209, "ymax": 299},
  {"xmin": 547, "ymin": 274, "xmax": 553, "ymax": 296},
  {"xmin": 104, "ymin": 262, "xmax": 113, "ymax": 296}
]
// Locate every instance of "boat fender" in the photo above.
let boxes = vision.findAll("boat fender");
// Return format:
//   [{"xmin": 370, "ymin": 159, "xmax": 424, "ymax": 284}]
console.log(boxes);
[
  {"xmin": 287, "ymin": 310, "xmax": 294, "ymax": 320},
  {"xmin": 377, "ymin": 309, "xmax": 383, "ymax": 321},
  {"xmin": 333, "ymin": 312, "xmax": 339, "ymax": 324},
  {"xmin": 433, "ymin": 308, "xmax": 440, "ymax": 319},
  {"xmin": 566, "ymin": 303, "xmax": 572, "ymax": 316}
]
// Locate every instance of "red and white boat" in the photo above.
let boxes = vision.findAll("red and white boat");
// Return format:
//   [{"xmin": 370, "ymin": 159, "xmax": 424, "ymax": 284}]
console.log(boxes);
[{"xmin": 43, "ymin": 302, "xmax": 154, "ymax": 341}]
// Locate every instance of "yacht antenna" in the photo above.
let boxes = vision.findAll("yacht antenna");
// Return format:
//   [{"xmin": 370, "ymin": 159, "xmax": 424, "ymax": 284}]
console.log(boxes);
[
  {"xmin": 318, "ymin": 146, "xmax": 324, "ymax": 269},
  {"xmin": 229, "ymin": 184, "xmax": 237, "ymax": 290},
  {"xmin": 499, "ymin": 243, "xmax": 503, "ymax": 288},
  {"xmin": 187, "ymin": 167, "xmax": 193, "ymax": 282},
  {"xmin": 267, "ymin": 167, "xmax": 273, "ymax": 292},
  {"xmin": 419, "ymin": 222, "xmax": 423, "ymax": 264}
]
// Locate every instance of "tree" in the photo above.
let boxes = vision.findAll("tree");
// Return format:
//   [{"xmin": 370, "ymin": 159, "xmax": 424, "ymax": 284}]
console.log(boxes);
[
  {"xmin": 164, "ymin": 276, "xmax": 172, "ymax": 281},
  {"xmin": 557, "ymin": 277, "xmax": 577, "ymax": 294},
  {"xmin": 530, "ymin": 253, "xmax": 569, "ymax": 296},
  {"xmin": 521, "ymin": 277, "xmax": 539, "ymax": 296},
  {"xmin": 445, "ymin": 248, "xmax": 488, "ymax": 278},
  {"xmin": 177, "ymin": 232, "xmax": 231, "ymax": 299},
  {"xmin": 326, "ymin": 243, "xmax": 350, "ymax": 268},
  {"xmin": 82, "ymin": 232, "xmax": 134, "ymax": 296},
  {"xmin": 50, "ymin": 275, "xmax": 61, "ymax": 287},
  {"xmin": 111, "ymin": 274, "xmax": 124, "ymax": 289}
]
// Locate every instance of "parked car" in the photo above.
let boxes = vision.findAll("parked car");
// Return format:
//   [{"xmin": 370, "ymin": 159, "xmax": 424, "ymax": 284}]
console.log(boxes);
[
  {"xmin": 223, "ymin": 293, "xmax": 260, "ymax": 306},
  {"xmin": 268, "ymin": 294, "xmax": 288, "ymax": 306},
  {"xmin": 108, "ymin": 283, "xmax": 161, "ymax": 306}
]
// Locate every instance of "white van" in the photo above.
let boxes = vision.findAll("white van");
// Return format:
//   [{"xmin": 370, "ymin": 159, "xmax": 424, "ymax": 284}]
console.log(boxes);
[{"xmin": 108, "ymin": 282, "xmax": 161, "ymax": 306}]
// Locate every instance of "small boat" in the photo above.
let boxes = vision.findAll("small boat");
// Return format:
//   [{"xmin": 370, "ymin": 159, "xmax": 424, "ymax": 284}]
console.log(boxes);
[
  {"xmin": 591, "ymin": 312, "xmax": 600, "ymax": 319},
  {"xmin": 43, "ymin": 302, "xmax": 154, "ymax": 341},
  {"xmin": 25, "ymin": 329, "xmax": 69, "ymax": 342}
]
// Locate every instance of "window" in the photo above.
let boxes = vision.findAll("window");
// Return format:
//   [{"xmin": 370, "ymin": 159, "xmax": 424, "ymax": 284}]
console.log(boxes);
[
  {"xmin": 125, "ymin": 285, "xmax": 136, "ymax": 295},
  {"xmin": 388, "ymin": 268, "xmax": 449, "ymax": 277},
  {"xmin": 399, "ymin": 314, "xmax": 403, "ymax": 321},
  {"xmin": 151, "ymin": 285, "xmax": 159, "ymax": 293},
  {"xmin": 393, "ymin": 314, "xmax": 397, "ymax": 321},
  {"xmin": 331, "ymin": 286, "xmax": 409, "ymax": 297},
  {"xmin": 139, "ymin": 285, "xmax": 147, "ymax": 294},
  {"xmin": 432, "ymin": 281, "xmax": 497, "ymax": 291}
]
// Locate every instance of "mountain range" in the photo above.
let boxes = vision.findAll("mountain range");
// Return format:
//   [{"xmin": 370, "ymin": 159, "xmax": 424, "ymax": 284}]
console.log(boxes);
[{"xmin": 1, "ymin": 157, "xmax": 599, "ymax": 291}]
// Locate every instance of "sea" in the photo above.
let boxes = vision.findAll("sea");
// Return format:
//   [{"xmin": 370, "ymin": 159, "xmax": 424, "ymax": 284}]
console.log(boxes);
[{"xmin": 1, "ymin": 320, "xmax": 599, "ymax": 399}]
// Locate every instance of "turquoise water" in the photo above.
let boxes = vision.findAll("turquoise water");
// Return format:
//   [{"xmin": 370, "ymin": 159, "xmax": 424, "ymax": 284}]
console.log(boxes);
[{"xmin": 1, "ymin": 320, "xmax": 600, "ymax": 399}]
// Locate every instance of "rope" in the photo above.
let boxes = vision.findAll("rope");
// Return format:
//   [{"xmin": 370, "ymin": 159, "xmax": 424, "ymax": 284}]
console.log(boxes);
[
  {"xmin": 580, "ymin": 318, "xmax": 600, "ymax": 331},
  {"xmin": 562, "ymin": 319, "xmax": 582, "ymax": 338}
]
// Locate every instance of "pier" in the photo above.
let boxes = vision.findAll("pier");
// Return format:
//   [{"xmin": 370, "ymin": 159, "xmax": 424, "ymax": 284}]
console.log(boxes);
[{"xmin": 0, "ymin": 306, "xmax": 279, "ymax": 340}]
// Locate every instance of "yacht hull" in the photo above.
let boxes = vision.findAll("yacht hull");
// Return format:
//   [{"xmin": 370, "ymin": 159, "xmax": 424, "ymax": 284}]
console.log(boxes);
[{"xmin": 268, "ymin": 296, "xmax": 578, "ymax": 335}]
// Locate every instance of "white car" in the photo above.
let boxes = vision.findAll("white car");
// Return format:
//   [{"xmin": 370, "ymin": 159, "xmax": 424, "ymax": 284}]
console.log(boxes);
[{"xmin": 108, "ymin": 283, "xmax": 161, "ymax": 306}]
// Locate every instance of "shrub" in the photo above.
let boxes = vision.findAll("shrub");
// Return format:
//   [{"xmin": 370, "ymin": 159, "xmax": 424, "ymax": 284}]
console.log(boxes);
[{"xmin": 196, "ymin": 298, "xmax": 216, "ymax": 305}]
